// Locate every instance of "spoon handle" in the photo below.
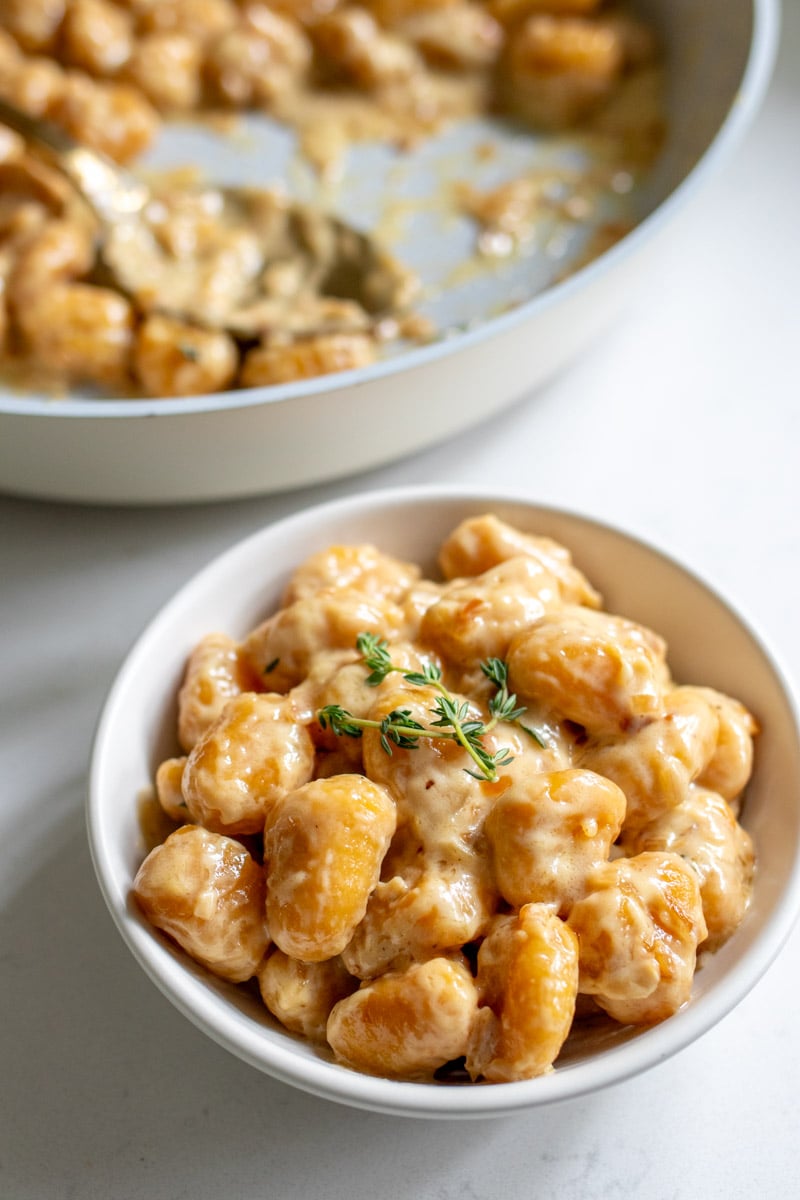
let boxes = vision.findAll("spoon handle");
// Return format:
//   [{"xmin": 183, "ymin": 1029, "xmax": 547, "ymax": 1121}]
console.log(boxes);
[{"xmin": 0, "ymin": 97, "xmax": 149, "ymax": 225}]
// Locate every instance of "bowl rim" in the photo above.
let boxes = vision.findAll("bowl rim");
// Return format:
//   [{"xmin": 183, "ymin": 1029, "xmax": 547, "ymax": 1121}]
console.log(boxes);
[
  {"xmin": 2, "ymin": 0, "xmax": 780, "ymax": 424},
  {"xmin": 87, "ymin": 484, "xmax": 800, "ymax": 1118}
]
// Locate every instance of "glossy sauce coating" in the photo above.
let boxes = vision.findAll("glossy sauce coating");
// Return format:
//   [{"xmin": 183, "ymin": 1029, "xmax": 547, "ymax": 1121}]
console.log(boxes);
[
  {"xmin": 182, "ymin": 691, "xmax": 315, "ymax": 834},
  {"xmin": 134, "ymin": 824, "xmax": 269, "ymax": 982},
  {"xmin": 1, "ymin": 3, "xmax": 661, "ymax": 397},
  {"xmin": 466, "ymin": 905, "xmax": 579, "ymax": 1081},
  {"xmin": 257, "ymin": 950, "xmax": 358, "ymax": 1041},
  {"xmin": 485, "ymin": 768, "xmax": 626, "ymax": 912},
  {"xmin": 134, "ymin": 514, "xmax": 757, "ymax": 1082},
  {"xmin": 567, "ymin": 851, "xmax": 707, "ymax": 1024},
  {"xmin": 327, "ymin": 956, "xmax": 479, "ymax": 1078},
  {"xmin": 264, "ymin": 773, "xmax": 397, "ymax": 961}
]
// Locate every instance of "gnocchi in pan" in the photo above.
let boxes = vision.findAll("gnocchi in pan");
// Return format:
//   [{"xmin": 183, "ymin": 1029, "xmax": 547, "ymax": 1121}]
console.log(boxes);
[
  {"xmin": 0, "ymin": 2, "xmax": 661, "ymax": 398},
  {"xmin": 0, "ymin": 1, "xmax": 658, "ymax": 162},
  {"xmin": 134, "ymin": 513, "xmax": 757, "ymax": 1083}
]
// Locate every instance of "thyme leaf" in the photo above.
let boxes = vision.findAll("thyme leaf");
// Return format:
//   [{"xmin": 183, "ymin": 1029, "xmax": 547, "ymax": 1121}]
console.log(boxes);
[
  {"xmin": 481, "ymin": 657, "xmax": 543, "ymax": 742},
  {"xmin": 356, "ymin": 632, "xmax": 397, "ymax": 686},
  {"xmin": 316, "ymin": 636, "xmax": 544, "ymax": 781}
]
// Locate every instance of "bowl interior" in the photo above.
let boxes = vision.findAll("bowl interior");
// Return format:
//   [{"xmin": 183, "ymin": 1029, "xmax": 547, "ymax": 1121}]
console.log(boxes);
[{"xmin": 88, "ymin": 490, "xmax": 800, "ymax": 1118}]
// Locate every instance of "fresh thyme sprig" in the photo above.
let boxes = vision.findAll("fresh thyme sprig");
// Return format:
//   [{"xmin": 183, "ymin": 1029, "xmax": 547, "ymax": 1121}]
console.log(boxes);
[
  {"xmin": 317, "ymin": 699, "xmax": 514, "ymax": 780},
  {"xmin": 320, "ymin": 704, "xmax": 437, "ymax": 755},
  {"xmin": 317, "ymin": 635, "xmax": 544, "ymax": 780},
  {"xmin": 481, "ymin": 658, "xmax": 546, "ymax": 748}
]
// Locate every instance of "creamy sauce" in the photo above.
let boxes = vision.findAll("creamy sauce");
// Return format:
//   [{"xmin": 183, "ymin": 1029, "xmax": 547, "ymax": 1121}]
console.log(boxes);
[
  {"xmin": 103, "ymin": 184, "xmax": 418, "ymax": 334},
  {"xmin": 275, "ymin": 71, "xmax": 491, "ymax": 179},
  {"xmin": 0, "ymin": 3, "xmax": 666, "ymax": 397},
  {"xmin": 452, "ymin": 66, "xmax": 665, "ymax": 262},
  {"xmin": 133, "ymin": 513, "xmax": 757, "ymax": 1082}
]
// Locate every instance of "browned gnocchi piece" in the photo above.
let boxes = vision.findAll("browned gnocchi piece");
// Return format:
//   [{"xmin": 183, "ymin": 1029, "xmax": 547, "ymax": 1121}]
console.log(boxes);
[
  {"xmin": 499, "ymin": 13, "xmax": 625, "ymax": 129},
  {"xmin": 282, "ymin": 543, "xmax": 420, "ymax": 606},
  {"xmin": 5, "ymin": 209, "xmax": 134, "ymax": 386},
  {"xmin": 155, "ymin": 755, "xmax": 189, "ymax": 822},
  {"xmin": 264, "ymin": 774, "xmax": 396, "ymax": 961},
  {"xmin": 0, "ymin": 125, "xmax": 24, "ymax": 163},
  {"xmin": 300, "ymin": 642, "xmax": 433, "ymax": 765},
  {"xmin": 124, "ymin": 32, "xmax": 204, "ymax": 110},
  {"xmin": 397, "ymin": 5, "xmax": 503, "ymax": 72},
  {"xmin": 133, "ymin": 0, "xmax": 239, "ymax": 41},
  {"xmin": 0, "ymin": 0, "xmax": 68, "ymax": 54},
  {"xmin": 182, "ymin": 692, "xmax": 315, "ymax": 834},
  {"xmin": 507, "ymin": 606, "xmax": 667, "ymax": 736},
  {"xmin": 581, "ymin": 686, "xmax": 720, "ymax": 832},
  {"xmin": 485, "ymin": 768, "xmax": 626, "ymax": 912},
  {"xmin": 133, "ymin": 315, "xmax": 239, "ymax": 398},
  {"xmin": 11, "ymin": 280, "xmax": 134, "ymax": 385},
  {"xmin": 479, "ymin": 710, "xmax": 573, "ymax": 788},
  {"xmin": 177, "ymin": 631, "xmax": 263, "ymax": 751},
  {"xmin": 567, "ymin": 851, "xmax": 707, "ymax": 1024},
  {"xmin": 51, "ymin": 73, "xmax": 159, "ymax": 161},
  {"xmin": 401, "ymin": 578, "xmax": 448, "ymax": 638},
  {"xmin": 693, "ymin": 686, "xmax": 758, "ymax": 803},
  {"xmin": 327, "ymin": 956, "xmax": 478, "ymax": 1078},
  {"xmin": 342, "ymin": 852, "xmax": 496, "ymax": 978},
  {"xmin": 438, "ymin": 512, "xmax": 601, "ymax": 607},
  {"xmin": 362, "ymin": 681, "xmax": 493, "ymax": 848},
  {"xmin": 623, "ymin": 785, "xmax": 754, "ymax": 952},
  {"xmin": 60, "ymin": 0, "xmax": 134, "ymax": 77},
  {"xmin": 312, "ymin": 7, "xmax": 422, "ymax": 89},
  {"xmin": 420, "ymin": 555, "xmax": 562, "ymax": 667},
  {"xmin": 295, "ymin": 656, "xmax": 370, "ymax": 768},
  {"xmin": 466, "ymin": 905, "xmax": 579, "ymax": 1081},
  {"xmin": 257, "ymin": 949, "xmax": 357, "ymax": 1040},
  {"xmin": 7, "ymin": 218, "xmax": 94, "ymax": 313},
  {"xmin": 202, "ymin": 26, "xmax": 306, "ymax": 107},
  {"xmin": 243, "ymin": 588, "xmax": 405, "ymax": 691},
  {"xmin": 239, "ymin": 3, "xmax": 313, "ymax": 71},
  {"xmin": 6, "ymin": 55, "xmax": 66, "ymax": 116},
  {"xmin": 134, "ymin": 824, "xmax": 269, "ymax": 982},
  {"xmin": 239, "ymin": 333, "xmax": 376, "ymax": 387}
]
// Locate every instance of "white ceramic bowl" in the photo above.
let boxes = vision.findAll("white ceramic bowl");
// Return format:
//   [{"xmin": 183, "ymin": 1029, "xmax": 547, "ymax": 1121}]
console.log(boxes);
[
  {"xmin": 0, "ymin": 0, "xmax": 779, "ymax": 505},
  {"xmin": 88, "ymin": 487, "xmax": 800, "ymax": 1118}
]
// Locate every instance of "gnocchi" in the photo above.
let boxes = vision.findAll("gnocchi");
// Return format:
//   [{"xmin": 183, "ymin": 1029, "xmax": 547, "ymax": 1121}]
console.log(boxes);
[
  {"xmin": 0, "ymin": 3, "xmax": 662, "ymax": 398},
  {"xmin": 133, "ymin": 513, "xmax": 757, "ymax": 1082},
  {"xmin": 134, "ymin": 824, "xmax": 269, "ymax": 982},
  {"xmin": 264, "ymin": 773, "xmax": 396, "ymax": 961},
  {"xmin": 182, "ymin": 691, "xmax": 315, "ymax": 834}
]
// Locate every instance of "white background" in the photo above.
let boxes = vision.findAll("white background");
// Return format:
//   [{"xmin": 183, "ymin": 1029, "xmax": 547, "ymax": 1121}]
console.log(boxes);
[{"xmin": 1, "ymin": 6, "xmax": 799, "ymax": 1197}]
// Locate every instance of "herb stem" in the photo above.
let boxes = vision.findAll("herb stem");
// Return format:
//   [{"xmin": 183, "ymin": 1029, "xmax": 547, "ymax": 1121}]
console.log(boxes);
[
  {"xmin": 449, "ymin": 711, "xmax": 497, "ymax": 777},
  {"xmin": 325, "ymin": 713, "xmax": 459, "ymax": 745},
  {"xmin": 318, "ymin": 635, "xmax": 544, "ymax": 782},
  {"xmin": 408, "ymin": 674, "xmax": 494, "ymax": 776}
]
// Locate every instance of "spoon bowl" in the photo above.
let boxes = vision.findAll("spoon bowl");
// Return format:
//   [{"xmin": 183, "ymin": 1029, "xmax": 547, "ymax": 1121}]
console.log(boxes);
[{"xmin": 0, "ymin": 96, "xmax": 414, "ymax": 336}]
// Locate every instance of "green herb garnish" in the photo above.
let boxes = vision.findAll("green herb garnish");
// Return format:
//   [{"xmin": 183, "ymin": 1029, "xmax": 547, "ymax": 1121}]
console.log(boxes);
[
  {"xmin": 317, "ymin": 635, "xmax": 544, "ymax": 781},
  {"xmin": 481, "ymin": 658, "xmax": 546, "ymax": 748}
]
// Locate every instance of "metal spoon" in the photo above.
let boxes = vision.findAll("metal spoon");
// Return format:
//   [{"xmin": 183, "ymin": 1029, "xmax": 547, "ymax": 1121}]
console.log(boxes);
[{"xmin": 0, "ymin": 97, "xmax": 416, "ymax": 337}]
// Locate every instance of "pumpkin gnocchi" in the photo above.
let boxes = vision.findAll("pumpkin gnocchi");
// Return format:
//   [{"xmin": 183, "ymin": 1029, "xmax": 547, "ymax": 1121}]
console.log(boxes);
[{"xmin": 133, "ymin": 513, "xmax": 756, "ymax": 1082}]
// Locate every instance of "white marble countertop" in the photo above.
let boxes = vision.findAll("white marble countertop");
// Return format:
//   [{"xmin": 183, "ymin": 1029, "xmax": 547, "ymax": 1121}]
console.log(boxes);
[{"xmin": 2, "ymin": 8, "xmax": 799, "ymax": 1198}]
